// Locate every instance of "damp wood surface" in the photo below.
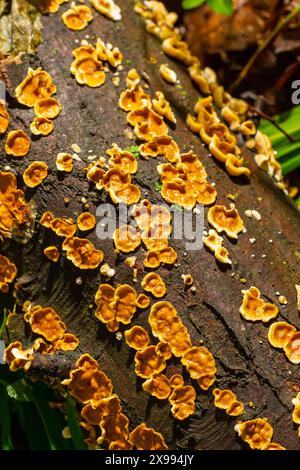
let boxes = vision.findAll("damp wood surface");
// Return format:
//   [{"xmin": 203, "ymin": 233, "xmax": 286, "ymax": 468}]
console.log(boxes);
[{"xmin": 1, "ymin": 0, "xmax": 300, "ymax": 450}]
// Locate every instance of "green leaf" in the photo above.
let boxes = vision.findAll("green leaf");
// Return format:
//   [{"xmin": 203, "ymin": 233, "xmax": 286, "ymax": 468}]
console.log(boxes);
[
  {"xmin": 0, "ymin": 384, "xmax": 14, "ymax": 449},
  {"xmin": 17, "ymin": 402, "xmax": 51, "ymax": 450},
  {"xmin": 182, "ymin": 0, "xmax": 206, "ymax": 10},
  {"xmin": 207, "ymin": 0, "xmax": 233, "ymax": 15},
  {"xmin": 66, "ymin": 390, "xmax": 87, "ymax": 450},
  {"xmin": 6, "ymin": 379, "xmax": 32, "ymax": 402}
]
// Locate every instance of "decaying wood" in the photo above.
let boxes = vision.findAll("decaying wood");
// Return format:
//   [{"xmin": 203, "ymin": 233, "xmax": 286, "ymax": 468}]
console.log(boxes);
[{"xmin": 0, "ymin": 0, "xmax": 300, "ymax": 450}]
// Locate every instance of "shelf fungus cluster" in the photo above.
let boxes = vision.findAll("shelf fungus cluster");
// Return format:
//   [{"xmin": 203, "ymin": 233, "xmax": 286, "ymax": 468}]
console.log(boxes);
[
  {"xmin": 213, "ymin": 388, "xmax": 244, "ymax": 417},
  {"xmin": 240, "ymin": 287, "xmax": 279, "ymax": 323},
  {"xmin": 268, "ymin": 321, "xmax": 300, "ymax": 364},
  {"xmin": 86, "ymin": 145, "xmax": 140, "ymax": 205},
  {"xmin": 63, "ymin": 353, "xmax": 166, "ymax": 449},
  {"xmin": 70, "ymin": 37, "xmax": 123, "ymax": 88},
  {"xmin": 0, "ymin": 171, "xmax": 31, "ymax": 239}
]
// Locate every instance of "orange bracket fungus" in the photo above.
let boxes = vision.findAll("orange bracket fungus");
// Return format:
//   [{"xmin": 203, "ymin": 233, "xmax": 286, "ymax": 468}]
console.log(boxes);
[
  {"xmin": 240, "ymin": 287, "xmax": 279, "ymax": 322},
  {"xmin": 56, "ymin": 152, "xmax": 74, "ymax": 172},
  {"xmin": 149, "ymin": 301, "xmax": 192, "ymax": 357},
  {"xmin": 203, "ymin": 229, "xmax": 232, "ymax": 265},
  {"xmin": 283, "ymin": 331, "xmax": 300, "ymax": 364},
  {"xmin": 127, "ymin": 105, "xmax": 169, "ymax": 141},
  {"xmin": 181, "ymin": 346, "xmax": 217, "ymax": 390},
  {"xmin": 70, "ymin": 52, "xmax": 106, "ymax": 88},
  {"xmin": 0, "ymin": 255, "xmax": 17, "ymax": 293},
  {"xmin": 129, "ymin": 423, "xmax": 168, "ymax": 450},
  {"xmin": 34, "ymin": 97, "xmax": 61, "ymax": 119},
  {"xmin": 235, "ymin": 418, "xmax": 274, "ymax": 450},
  {"xmin": 23, "ymin": 161, "xmax": 48, "ymax": 188},
  {"xmin": 30, "ymin": 116, "xmax": 54, "ymax": 136},
  {"xmin": 4, "ymin": 341, "xmax": 34, "ymax": 372},
  {"xmin": 159, "ymin": 64, "xmax": 177, "ymax": 84},
  {"xmin": 169, "ymin": 385, "xmax": 196, "ymax": 420},
  {"xmin": 43, "ymin": 246, "xmax": 60, "ymax": 262},
  {"xmin": 61, "ymin": 5, "xmax": 93, "ymax": 31},
  {"xmin": 119, "ymin": 84, "xmax": 152, "ymax": 112},
  {"xmin": 139, "ymin": 135, "xmax": 180, "ymax": 163},
  {"xmin": 136, "ymin": 293, "xmax": 151, "ymax": 309},
  {"xmin": 268, "ymin": 321, "xmax": 297, "ymax": 349},
  {"xmin": 27, "ymin": 306, "xmax": 66, "ymax": 342},
  {"xmin": 77, "ymin": 212, "xmax": 96, "ymax": 232},
  {"xmin": 162, "ymin": 37, "xmax": 194, "ymax": 66},
  {"xmin": 142, "ymin": 373, "xmax": 171, "ymax": 400},
  {"xmin": 113, "ymin": 225, "xmax": 141, "ymax": 253},
  {"xmin": 40, "ymin": 211, "xmax": 54, "ymax": 228},
  {"xmin": 90, "ymin": 0, "xmax": 122, "ymax": 21},
  {"xmin": 134, "ymin": 345, "xmax": 166, "ymax": 379},
  {"xmin": 0, "ymin": 100, "xmax": 9, "ymax": 134},
  {"xmin": 124, "ymin": 325, "xmax": 150, "ymax": 350},
  {"xmin": 15, "ymin": 67, "xmax": 56, "ymax": 107},
  {"xmin": 141, "ymin": 272, "xmax": 166, "ymax": 298},
  {"xmin": 152, "ymin": 91, "xmax": 176, "ymax": 124},
  {"xmin": 0, "ymin": 171, "xmax": 30, "ymax": 238},
  {"xmin": 169, "ymin": 374, "xmax": 184, "ymax": 389},
  {"xmin": 63, "ymin": 237, "xmax": 103, "ymax": 269},
  {"xmin": 107, "ymin": 145, "xmax": 138, "ymax": 174},
  {"xmin": 50, "ymin": 217, "xmax": 77, "ymax": 237},
  {"xmin": 213, "ymin": 388, "xmax": 244, "ymax": 417},
  {"xmin": 208, "ymin": 204, "xmax": 244, "ymax": 239},
  {"xmin": 5, "ymin": 130, "xmax": 31, "ymax": 157}
]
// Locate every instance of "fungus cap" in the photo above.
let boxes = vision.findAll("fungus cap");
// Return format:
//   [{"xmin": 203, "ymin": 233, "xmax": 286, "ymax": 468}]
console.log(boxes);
[
  {"xmin": 159, "ymin": 64, "xmax": 177, "ymax": 84},
  {"xmin": 284, "ymin": 332, "xmax": 300, "ymax": 364},
  {"xmin": 62, "ymin": 237, "xmax": 104, "ymax": 269},
  {"xmin": 34, "ymin": 97, "xmax": 61, "ymax": 119},
  {"xmin": 134, "ymin": 345, "xmax": 166, "ymax": 379},
  {"xmin": 30, "ymin": 116, "xmax": 54, "ymax": 136},
  {"xmin": 136, "ymin": 293, "xmax": 150, "ymax": 309},
  {"xmin": 124, "ymin": 325, "xmax": 150, "ymax": 350},
  {"xmin": 30, "ymin": 306, "xmax": 66, "ymax": 342},
  {"xmin": 119, "ymin": 84, "xmax": 151, "ymax": 112},
  {"xmin": 152, "ymin": 91, "xmax": 176, "ymax": 124},
  {"xmin": 90, "ymin": 0, "xmax": 122, "ymax": 21},
  {"xmin": 70, "ymin": 57, "xmax": 106, "ymax": 87},
  {"xmin": 181, "ymin": 346, "xmax": 216, "ymax": 384},
  {"xmin": 169, "ymin": 374, "xmax": 184, "ymax": 389},
  {"xmin": 44, "ymin": 246, "xmax": 60, "ymax": 262},
  {"xmin": 142, "ymin": 373, "xmax": 171, "ymax": 399},
  {"xmin": 5, "ymin": 130, "xmax": 31, "ymax": 157},
  {"xmin": 15, "ymin": 67, "xmax": 56, "ymax": 107},
  {"xmin": 23, "ymin": 161, "xmax": 48, "ymax": 188},
  {"xmin": 56, "ymin": 153, "xmax": 73, "ymax": 172},
  {"xmin": 267, "ymin": 321, "xmax": 296, "ymax": 349},
  {"xmin": 40, "ymin": 211, "xmax": 54, "ymax": 228},
  {"xmin": 235, "ymin": 418, "xmax": 273, "ymax": 450},
  {"xmin": 155, "ymin": 341, "xmax": 172, "ymax": 360},
  {"xmin": 169, "ymin": 385, "xmax": 196, "ymax": 420},
  {"xmin": 113, "ymin": 225, "xmax": 141, "ymax": 253},
  {"xmin": 55, "ymin": 333, "xmax": 79, "ymax": 351},
  {"xmin": 61, "ymin": 5, "xmax": 93, "ymax": 30},
  {"xmin": 139, "ymin": 135, "xmax": 179, "ymax": 163},
  {"xmin": 240, "ymin": 287, "xmax": 279, "ymax": 322},
  {"xmin": 207, "ymin": 204, "xmax": 244, "ymax": 239},
  {"xmin": 77, "ymin": 212, "xmax": 96, "ymax": 231},
  {"xmin": 129, "ymin": 423, "xmax": 168, "ymax": 450},
  {"xmin": 141, "ymin": 272, "xmax": 166, "ymax": 298},
  {"xmin": 50, "ymin": 217, "xmax": 77, "ymax": 237},
  {"xmin": 0, "ymin": 101, "xmax": 9, "ymax": 134}
]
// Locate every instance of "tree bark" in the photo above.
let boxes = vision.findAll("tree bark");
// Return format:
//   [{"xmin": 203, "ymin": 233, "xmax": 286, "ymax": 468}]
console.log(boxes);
[{"xmin": 1, "ymin": 0, "xmax": 300, "ymax": 450}]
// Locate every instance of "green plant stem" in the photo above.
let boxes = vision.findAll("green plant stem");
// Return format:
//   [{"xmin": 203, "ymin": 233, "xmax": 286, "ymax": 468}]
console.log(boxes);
[
  {"xmin": 231, "ymin": 4, "xmax": 300, "ymax": 91},
  {"xmin": 0, "ymin": 309, "xmax": 7, "ymax": 340}
]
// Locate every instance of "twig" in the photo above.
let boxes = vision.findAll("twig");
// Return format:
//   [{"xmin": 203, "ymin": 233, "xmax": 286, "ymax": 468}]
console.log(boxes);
[{"xmin": 249, "ymin": 105, "xmax": 298, "ymax": 143}]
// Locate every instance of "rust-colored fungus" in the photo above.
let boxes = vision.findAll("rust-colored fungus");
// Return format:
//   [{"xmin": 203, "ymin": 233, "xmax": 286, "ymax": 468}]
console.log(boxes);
[
  {"xmin": 50, "ymin": 217, "xmax": 77, "ymax": 237},
  {"xmin": 208, "ymin": 204, "xmax": 244, "ymax": 239},
  {"xmin": 34, "ymin": 97, "xmax": 61, "ymax": 119},
  {"xmin": 181, "ymin": 346, "xmax": 216, "ymax": 389},
  {"xmin": 139, "ymin": 135, "xmax": 179, "ymax": 163},
  {"xmin": 15, "ymin": 67, "xmax": 56, "ymax": 107},
  {"xmin": 44, "ymin": 246, "xmax": 60, "ymax": 262},
  {"xmin": 124, "ymin": 326, "xmax": 150, "ymax": 350},
  {"xmin": 149, "ymin": 301, "xmax": 192, "ymax": 357},
  {"xmin": 5, "ymin": 130, "xmax": 31, "ymax": 157},
  {"xmin": 213, "ymin": 388, "xmax": 244, "ymax": 416},
  {"xmin": 268, "ymin": 321, "xmax": 296, "ymax": 349},
  {"xmin": 0, "ymin": 171, "xmax": 30, "ymax": 238},
  {"xmin": 142, "ymin": 373, "xmax": 171, "ymax": 399},
  {"xmin": 30, "ymin": 116, "xmax": 54, "ymax": 136},
  {"xmin": 0, "ymin": 100, "xmax": 9, "ymax": 134},
  {"xmin": 141, "ymin": 272, "xmax": 166, "ymax": 298},
  {"xmin": 169, "ymin": 385, "xmax": 196, "ymax": 420},
  {"xmin": 169, "ymin": 374, "xmax": 184, "ymax": 389},
  {"xmin": 0, "ymin": 255, "xmax": 17, "ymax": 293},
  {"xmin": 203, "ymin": 229, "xmax": 232, "ymax": 265},
  {"xmin": 284, "ymin": 331, "xmax": 300, "ymax": 364},
  {"xmin": 136, "ymin": 293, "xmax": 151, "ymax": 309},
  {"xmin": 63, "ymin": 237, "xmax": 103, "ymax": 269},
  {"xmin": 90, "ymin": 0, "xmax": 122, "ymax": 21},
  {"xmin": 4, "ymin": 341, "xmax": 33, "ymax": 372},
  {"xmin": 113, "ymin": 225, "xmax": 141, "ymax": 253},
  {"xmin": 152, "ymin": 91, "xmax": 176, "ymax": 124},
  {"xmin": 240, "ymin": 287, "xmax": 279, "ymax": 322},
  {"xmin": 77, "ymin": 212, "xmax": 96, "ymax": 232},
  {"xmin": 56, "ymin": 153, "xmax": 73, "ymax": 172},
  {"xmin": 70, "ymin": 56, "xmax": 106, "ymax": 88},
  {"xmin": 61, "ymin": 5, "xmax": 93, "ymax": 31},
  {"xmin": 159, "ymin": 64, "xmax": 177, "ymax": 84},
  {"xmin": 23, "ymin": 161, "xmax": 48, "ymax": 188},
  {"xmin": 235, "ymin": 418, "xmax": 274, "ymax": 450},
  {"xmin": 129, "ymin": 423, "xmax": 168, "ymax": 450},
  {"xmin": 134, "ymin": 345, "xmax": 166, "ymax": 379}
]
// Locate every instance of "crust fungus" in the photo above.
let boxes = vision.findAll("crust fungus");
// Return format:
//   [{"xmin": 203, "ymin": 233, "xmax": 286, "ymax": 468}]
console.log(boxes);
[
  {"xmin": 235, "ymin": 418, "xmax": 273, "ymax": 450},
  {"xmin": 129, "ymin": 423, "xmax": 168, "ymax": 450},
  {"xmin": 142, "ymin": 373, "xmax": 171, "ymax": 399},
  {"xmin": 56, "ymin": 153, "xmax": 74, "ymax": 172},
  {"xmin": 23, "ymin": 161, "xmax": 48, "ymax": 188},
  {"xmin": 90, "ymin": 0, "xmax": 122, "ymax": 21},
  {"xmin": 15, "ymin": 68, "xmax": 56, "ymax": 107},
  {"xmin": 225, "ymin": 154, "xmax": 250, "ymax": 178},
  {"xmin": 44, "ymin": 246, "xmax": 60, "ymax": 262},
  {"xmin": 134, "ymin": 345, "xmax": 166, "ymax": 379},
  {"xmin": 159, "ymin": 64, "xmax": 177, "ymax": 84},
  {"xmin": 34, "ymin": 97, "xmax": 61, "ymax": 119},
  {"xmin": 152, "ymin": 91, "xmax": 176, "ymax": 124},
  {"xmin": 81, "ymin": 394, "xmax": 121, "ymax": 425},
  {"xmin": 70, "ymin": 56, "xmax": 106, "ymax": 88},
  {"xmin": 4, "ymin": 341, "xmax": 34, "ymax": 372},
  {"xmin": 30, "ymin": 116, "xmax": 54, "ymax": 136},
  {"xmin": 109, "ymin": 183, "xmax": 141, "ymax": 205},
  {"xmin": 207, "ymin": 204, "xmax": 244, "ymax": 239},
  {"xmin": 5, "ymin": 130, "xmax": 31, "ymax": 157},
  {"xmin": 77, "ymin": 212, "xmax": 96, "ymax": 231},
  {"xmin": 141, "ymin": 273, "xmax": 166, "ymax": 298},
  {"xmin": 126, "ymin": 68, "xmax": 141, "ymax": 88},
  {"xmin": 240, "ymin": 287, "xmax": 279, "ymax": 322},
  {"xmin": 0, "ymin": 255, "xmax": 17, "ymax": 293},
  {"xmin": 111, "ymin": 284, "xmax": 138, "ymax": 325},
  {"xmin": 136, "ymin": 293, "xmax": 151, "ymax": 309},
  {"xmin": 181, "ymin": 346, "xmax": 216, "ymax": 389},
  {"xmin": 169, "ymin": 385, "xmax": 196, "ymax": 420},
  {"xmin": 124, "ymin": 325, "xmax": 150, "ymax": 350},
  {"xmin": 161, "ymin": 180, "xmax": 195, "ymax": 210},
  {"xmin": 213, "ymin": 388, "xmax": 244, "ymax": 416},
  {"xmin": 267, "ymin": 321, "xmax": 297, "ymax": 349},
  {"xmin": 203, "ymin": 229, "xmax": 232, "ymax": 265},
  {"xmin": 149, "ymin": 301, "xmax": 192, "ymax": 357},
  {"xmin": 113, "ymin": 225, "xmax": 141, "ymax": 253},
  {"xmin": 50, "ymin": 217, "xmax": 77, "ymax": 237},
  {"xmin": 0, "ymin": 101, "xmax": 9, "ymax": 134},
  {"xmin": 61, "ymin": 5, "xmax": 93, "ymax": 30},
  {"xmin": 139, "ymin": 135, "xmax": 179, "ymax": 163},
  {"xmin": 62, "ymin": 237, "xmax": 104, "ymax": 269}
]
